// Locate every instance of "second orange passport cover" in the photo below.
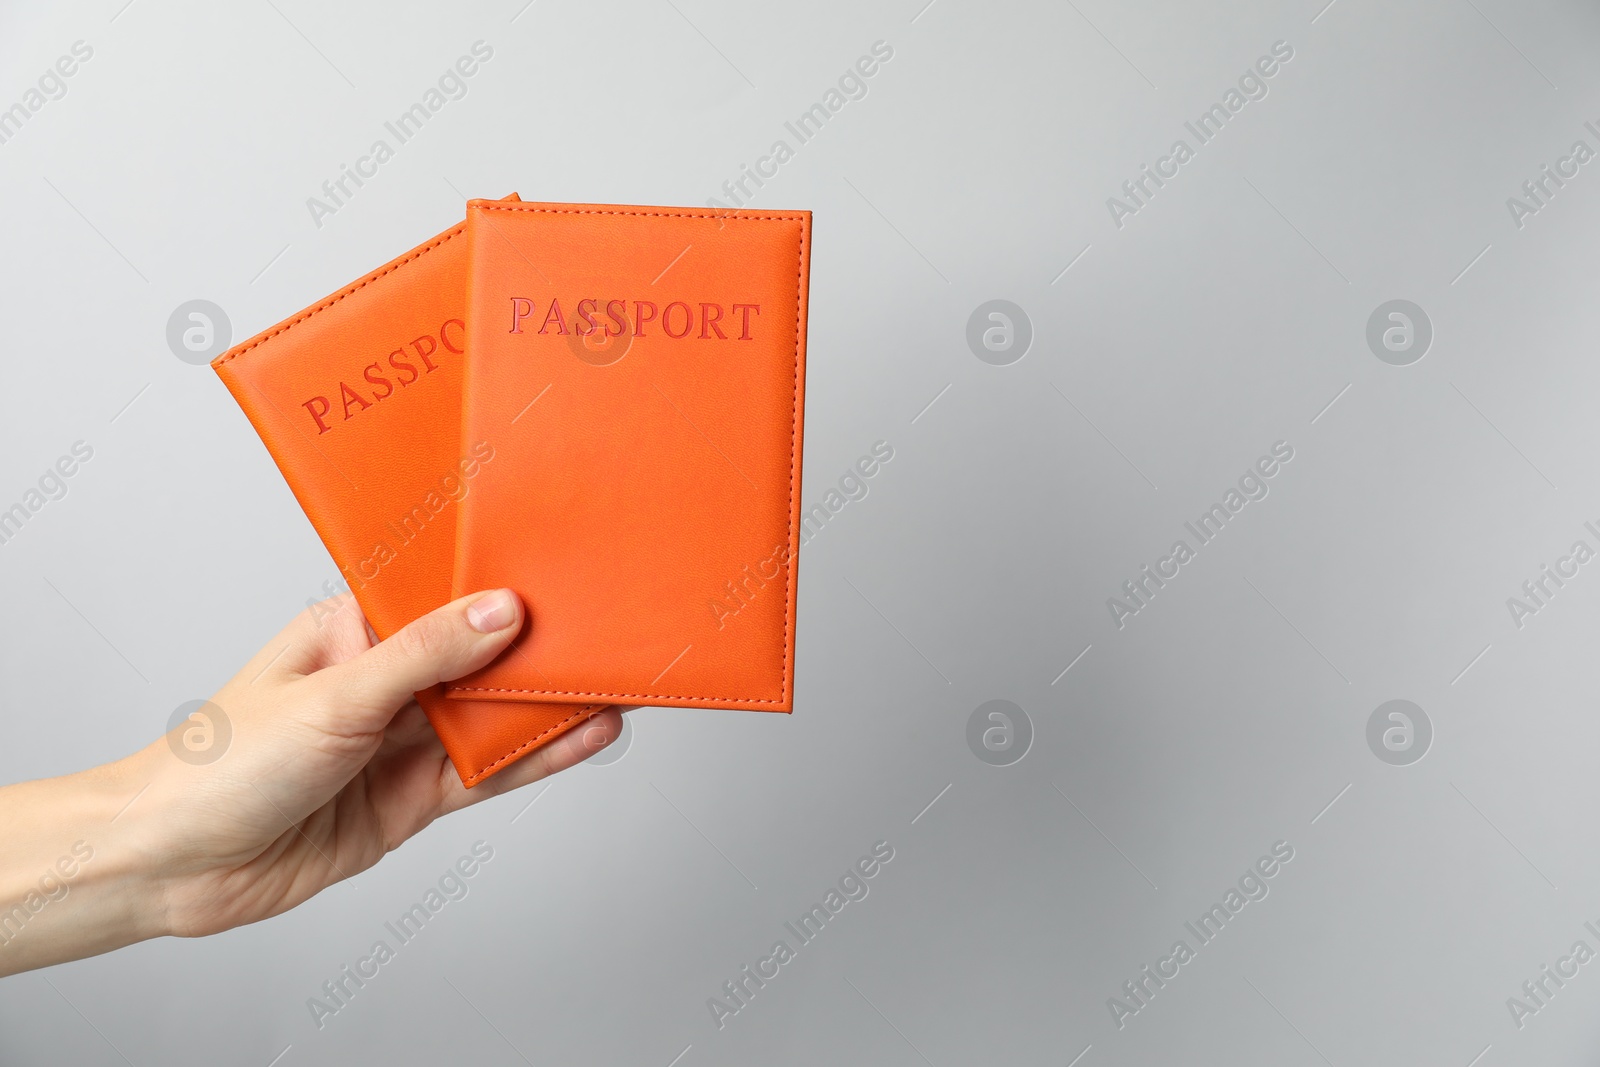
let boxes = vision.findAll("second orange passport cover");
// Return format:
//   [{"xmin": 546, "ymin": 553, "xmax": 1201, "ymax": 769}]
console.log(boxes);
[
  {"xmin": 212, "ymin": 197, "xmax": 600, "ymax": 787},
  {"xmin": 448, "ymin": 200, "xmax": 811, "ymax": 711}
]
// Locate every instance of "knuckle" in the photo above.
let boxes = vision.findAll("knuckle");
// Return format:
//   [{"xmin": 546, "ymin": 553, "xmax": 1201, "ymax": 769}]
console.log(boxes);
[
  {"xmin": 395, "ymin": 615, "xmax": 454, "ymax": 664},
  {"xmin": 396, "ymin": 621, "xmax": 439, "ymax": 662},
  {"xmin": 288, "ymin": 593, "xmax": 357, "ymax": 642},
  {"xmin": 305, "ymin": 592, "xmax": 352, "ymax": 624}
]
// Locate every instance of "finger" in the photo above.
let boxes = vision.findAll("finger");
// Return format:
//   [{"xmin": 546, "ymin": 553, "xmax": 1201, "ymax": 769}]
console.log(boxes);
[
  {"xmin": 231, "ymin": 594, "xmax": 362, "ymax": 685},
  {"xmin": 557, "ymin": 708, "xmax": 627, "ymax": 770},
  {"xmin": 310, "ymin": 589, "xmax": 523, "ymax": 732},
  {"xmin": 443, "ymin": 707, "xmax": 625, "ymax": 812},
  {"xmin": 376, "ymin": 700, "xmax": 437, "ymax": 756}
]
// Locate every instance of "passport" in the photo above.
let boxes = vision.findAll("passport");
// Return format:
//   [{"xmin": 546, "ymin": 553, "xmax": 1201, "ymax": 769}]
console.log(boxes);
[
  {"xmin": 212, "ymin": 196, "xmax": 603, "ymax": 788},
  {"xmin": 447, "ymin": 200, "xmax": 812, "ymax": 712}
]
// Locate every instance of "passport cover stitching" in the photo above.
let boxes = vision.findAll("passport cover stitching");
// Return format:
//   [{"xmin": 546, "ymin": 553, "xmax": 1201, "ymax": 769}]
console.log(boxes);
[
  {"xmin": 466, "ymin": 705, "xmax": 595, "ymax": 780},
  {"xmin": 214, "ymin": 229, "xmax": 462, "ymax": 369}
]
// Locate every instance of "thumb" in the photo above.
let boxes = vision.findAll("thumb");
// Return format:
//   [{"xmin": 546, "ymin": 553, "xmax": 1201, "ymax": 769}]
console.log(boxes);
[{"xmin": 314, "ymin": 589, "xmax": 523, "ymax": 723}]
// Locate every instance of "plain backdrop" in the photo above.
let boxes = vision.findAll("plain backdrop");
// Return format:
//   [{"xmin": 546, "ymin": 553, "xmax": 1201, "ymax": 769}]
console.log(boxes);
[{"xmin": 4, "ymin": 0, "xmax": 1600, "ymax": 1063}]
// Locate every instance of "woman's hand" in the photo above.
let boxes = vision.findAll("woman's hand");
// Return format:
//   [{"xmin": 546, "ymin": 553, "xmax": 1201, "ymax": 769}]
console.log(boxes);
[{"xmin": 0, "ymin": 590, "xmax": 622, "ymax": 977}]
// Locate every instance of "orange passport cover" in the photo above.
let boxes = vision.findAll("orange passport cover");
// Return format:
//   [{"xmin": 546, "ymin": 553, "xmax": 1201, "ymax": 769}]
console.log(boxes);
[
  {"xmin": 211, "ymin": 198, "xmax": 599, "ymax": 787},
  {"xmin": 448, "ymin": 200, "xmax": 811, "ymax": 711}
]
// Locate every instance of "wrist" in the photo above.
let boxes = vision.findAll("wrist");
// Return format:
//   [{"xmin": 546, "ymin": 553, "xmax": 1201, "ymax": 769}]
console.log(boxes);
[
  {"xmin": 0, "ymin": 748, "xmax": 177, "ymax": 975},
  {"xmin": 85, "ymin": 744, "xmax": 190, "ymax": 942}
]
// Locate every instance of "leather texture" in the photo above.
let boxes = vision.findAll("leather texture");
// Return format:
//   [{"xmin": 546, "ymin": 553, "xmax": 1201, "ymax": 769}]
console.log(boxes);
[
  {"xmin": 211, "ymin": 195, "xmax": 602, "ymax": 788},
  {"xmin": 447, "ymin": 200, "xmax": 811, "ymax": 712}
]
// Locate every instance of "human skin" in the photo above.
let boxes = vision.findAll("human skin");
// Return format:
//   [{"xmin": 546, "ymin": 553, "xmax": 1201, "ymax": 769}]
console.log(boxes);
[{"xmin": 0, "ymin": 589, "xmax": 623, "ymax": 977}]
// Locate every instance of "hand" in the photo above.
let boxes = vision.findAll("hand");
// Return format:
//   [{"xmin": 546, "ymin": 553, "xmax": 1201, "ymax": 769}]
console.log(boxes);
[{"xmin": 0, "ymin": 590, "xmax": 622, "ymax": 977}]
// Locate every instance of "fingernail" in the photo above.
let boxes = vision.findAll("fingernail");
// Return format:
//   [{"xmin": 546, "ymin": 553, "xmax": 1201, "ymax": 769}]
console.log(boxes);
[{"xmin": 467, "ymin": 589, "xmax": 517, "ymax": 633}]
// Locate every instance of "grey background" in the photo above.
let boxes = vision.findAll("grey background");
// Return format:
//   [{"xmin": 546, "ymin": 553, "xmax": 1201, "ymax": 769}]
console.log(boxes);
[{"xmin": 2, "ymin": 0, "xmax": 1598, "ymax": 1063}]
